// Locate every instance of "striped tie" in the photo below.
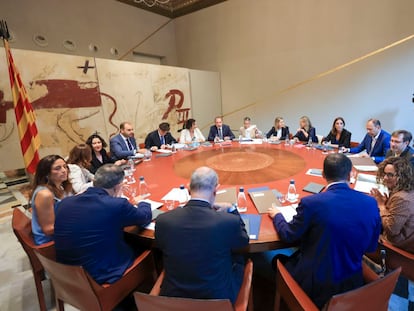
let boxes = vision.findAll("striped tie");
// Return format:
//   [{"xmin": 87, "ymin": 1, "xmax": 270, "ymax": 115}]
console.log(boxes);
[{"xmin": 126, "ymin": 138, "xmax": 133, "ymax": 151}]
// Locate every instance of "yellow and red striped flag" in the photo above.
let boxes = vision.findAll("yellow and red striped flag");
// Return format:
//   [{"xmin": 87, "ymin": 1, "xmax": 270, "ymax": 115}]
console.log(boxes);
[{"xmin": 3, "ymin": 39, "xmax": 41, "ymax": 174}]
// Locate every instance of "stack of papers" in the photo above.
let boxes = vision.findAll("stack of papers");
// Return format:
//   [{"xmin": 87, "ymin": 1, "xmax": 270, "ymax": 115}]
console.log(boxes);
[
  {"xmin": 239, "ymin": 139, "xmax": 263, "ymax": 145},
  {"xmin": 279, "ymin": 204, "xmax": 298, "ymax": 222},
  {"xmin": 162, "ymin": 188, "xmax": 190, "ymax": 203},
  {"xmin": 354, "ymin": 173, "xmax": 378, "ymax": 193}
]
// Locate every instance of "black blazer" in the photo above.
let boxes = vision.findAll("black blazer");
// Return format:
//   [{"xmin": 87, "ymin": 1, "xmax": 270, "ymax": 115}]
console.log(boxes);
[
  {"xmin": 155, "ymin": 199, "xmax": 249, "ymax": 304},
  {"xmin": 266, "ymin": 126, "xmax": 290, "ymax": 140},
  {"xmin": 322, "ymin": 129, "xmax": 352, "ymax": 148},
  {"xmin": 144, "ymin": 130, "xmax": 177, "ymax": 149},
  {"xmin": 207, "ymin": 124, "xmax": 235, "ymax": 141},
  {"xmin": 89, "ymin": 149, "xmax": 113, "ymax": 174},
  {"xmin": 293, "ymin": 127, "xmax": 318, "ymax": 143}
]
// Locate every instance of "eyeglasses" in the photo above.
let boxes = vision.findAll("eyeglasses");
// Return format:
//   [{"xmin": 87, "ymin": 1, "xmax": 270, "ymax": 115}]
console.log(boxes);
[{"xmin": 383, "ymin": 172, "xmax": 396, "ymax": 178}]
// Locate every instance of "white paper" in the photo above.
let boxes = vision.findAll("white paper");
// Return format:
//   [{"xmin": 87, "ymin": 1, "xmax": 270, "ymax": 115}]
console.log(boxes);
[
  {"xmin": 279, "ymin": 205, "xmax": 298, "ymax": 222},
  {"xmin": 354, "ymin": 173, "xmax": 378, "ymax": 193},
  {"xmin": 239, "ymin": 139, "xmax": 263, "ymax": 145},
  {"xmin": 306, "ymin": 168, "xmax": 323, "ymax": 177},
  {"xmin": 162, "ymin": 188, "xmax": 190, "ymax": 203},
  {"xmin": 155, "ymin": 149, "xmax": 172, "ymax": 154},
  {"xmin": 138, "ymin": 199, "xmax": 163, "ymax": 211},
  {"xmin": 144, "ymin": 222, "xmax": 155, "ymax": 230},
  {"xmin": 354, "ymin": 165, "xmax": 378, "ymax": 172}
]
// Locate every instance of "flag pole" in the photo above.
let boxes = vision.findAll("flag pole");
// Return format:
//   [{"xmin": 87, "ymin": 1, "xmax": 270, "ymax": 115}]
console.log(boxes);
[{"xmin": 1, "ymin": 20, "xmax": 41, "ymax": 178}]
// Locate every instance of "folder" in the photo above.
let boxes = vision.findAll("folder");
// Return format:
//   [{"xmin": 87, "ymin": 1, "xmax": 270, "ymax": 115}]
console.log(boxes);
[
  {"xmin": 303, "ymin": 182, "xmax": 325, "ymax": 194},
  {"xmin": 248, "ymin": 189, "xmax": 279, "ymax": 214},
  {"xmin": 215, "ymin": 187, "xmax": 237, "ymax": 204},
  {"xmin": 241, "ymin": 214, "xmax": 262, "ymax": 240}
]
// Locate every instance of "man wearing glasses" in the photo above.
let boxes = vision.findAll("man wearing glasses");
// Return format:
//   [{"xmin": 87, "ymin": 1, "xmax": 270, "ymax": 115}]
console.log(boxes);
[{"xmin": 385, "ymin": 130, "xmax": 414, "ymax": 166}]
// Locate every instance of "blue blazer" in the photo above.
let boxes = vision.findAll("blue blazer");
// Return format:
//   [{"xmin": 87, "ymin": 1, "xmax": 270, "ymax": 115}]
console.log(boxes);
[
  {"xmin": 266, "ymin": 126, "xmax": 290, "ymax": 140},
  {"xmin": 273, "ymin": 183, "xmax": 381, "ymax": 308},
  {"xmin": 207, "ymin": 124, "xmax": 235, "ymax": 141},
  {"xmin": 144, "ymin": 130, "xmax": 177, "ymax": 149},
  {"xmin": 293, "ymin": 127, "xmax": 318, "ymax": 143},
  {"xmin": 109, "ymin": 134, "xmax": 137, "ymax": 160},
  {"xmin": 54, "ymin": 187, "xmax": 152, "ymax": 284},
  {"xmin": 350, "ymin": 129, "xmax": 390, "ymax": 163},
  {"xmin": 155, "ymin": 199, "xmax": 249, "ymax": 304}
]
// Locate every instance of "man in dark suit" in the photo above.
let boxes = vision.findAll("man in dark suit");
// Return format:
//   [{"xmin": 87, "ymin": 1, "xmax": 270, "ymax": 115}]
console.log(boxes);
[
  {"xmin": 155, "ymin": 167, "xmax": 249, "ymax": 304},
  {"xmin": 345, "ymin": 118, "xmax": 390, "ymax": 163},
  {"xmin": 207, "ymin": 116, "xmax": 235, "ymax": 141},
  {"xmin": 385, "ymin": 129, "xmax": 414, "ymax": 166},
  {"xmin": 268, "ymin": 153, "xmax": 381, "ymax": 308},
  {"xmin": 54, "ymin": 164, "xmax": 152, "ymax": 284},
  {"xmin": 144, "ymin": 122, "xmax": 177, "ymax": 151},
  {"xmin": 109, "ymin": 121, "xmax": 138, "ymax": 160}
]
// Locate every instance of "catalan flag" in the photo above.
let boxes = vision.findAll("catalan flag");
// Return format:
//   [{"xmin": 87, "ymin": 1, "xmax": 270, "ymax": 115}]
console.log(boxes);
[{"xmin": 3, "ymin": 38, "xmax": 41, "ymax": 174}]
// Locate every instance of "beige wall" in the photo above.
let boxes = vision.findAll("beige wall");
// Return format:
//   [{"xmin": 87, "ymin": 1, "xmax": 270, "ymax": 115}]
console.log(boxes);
[{"xmin": 174, "ymin": 0, "xmax": 414, "ymax": 140}]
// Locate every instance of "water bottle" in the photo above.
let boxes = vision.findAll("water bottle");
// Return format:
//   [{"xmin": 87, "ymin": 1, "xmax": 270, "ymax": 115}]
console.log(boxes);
[
  {"xmin": 128, "ymin": 158, "xmax": 135, "ymax": 171},
  {"xmin": 179, "ymin": 184, "xmax": 189, "ymax": 203},
  {"xmin": 307, "ymin": 137, "xmax": 313, "ymax": 148},
  {"xmin": 237, "ymin": 187, "xmax": 247, "ymax": 213},
  {"xmin": 287, "ymin": 180, "xmax": 297, "ymax": 202},
  {"xmin": 138, "ymin": 176, "xmax": 150, "ymax": 198}
]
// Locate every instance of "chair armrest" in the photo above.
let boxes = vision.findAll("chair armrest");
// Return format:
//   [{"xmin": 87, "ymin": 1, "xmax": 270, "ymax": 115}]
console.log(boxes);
[
  {"xmin": 234, "ymin": 259, "xmax": 253, "ymax": 311},
  {"xmin": 362, "ymin": 261, "xmax": 379, "ymax": 283},
  {"xmin": 276, "ymin": 260, "xmax": 318, "ymax": 311},
  {"xmin": 150, "ymin": 270, "xmax": 165, "ymax": 295}
]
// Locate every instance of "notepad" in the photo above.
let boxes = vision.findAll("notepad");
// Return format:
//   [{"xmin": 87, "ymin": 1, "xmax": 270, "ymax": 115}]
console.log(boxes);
[
  {"xmin": 278, "ymin": 205, "xmax": 298, "ymax": 222},
  {"xmin": 303, "ymin": 182, "xmax": 325, "ymax": 194},
  {"xmin": 138, "ymin": 199, "xmax": 163, "ymax": 211}
]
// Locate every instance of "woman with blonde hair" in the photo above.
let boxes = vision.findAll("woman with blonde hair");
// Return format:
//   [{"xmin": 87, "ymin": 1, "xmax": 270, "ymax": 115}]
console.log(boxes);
[
  {"xmin": 266, "ymin": 117, "xmax": 290, "ymax": 140},
  {"xmin": 293, "ymin": 116, "xmax": 318, "ymax": 143},
  {"xmin": 30, "ymin": 155, "xmax": 73, "ymax": 245},
  {"xmin": 67, "ymin": 144, "xmax": 95, "ymax": 193}
]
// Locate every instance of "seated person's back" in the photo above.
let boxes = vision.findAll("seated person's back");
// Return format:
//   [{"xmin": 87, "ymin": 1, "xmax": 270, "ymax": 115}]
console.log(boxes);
[
  {"xmin": 155, "ymin": 167, "xmax": 249, "ymax": 303},
  {"xmin": 54, "ymin": 164, "xmax": 152, "ymax": 284}
]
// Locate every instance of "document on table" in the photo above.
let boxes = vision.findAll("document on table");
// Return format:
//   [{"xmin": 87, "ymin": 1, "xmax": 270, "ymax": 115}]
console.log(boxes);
[
  {"xmin": 306, "ymin": 168, "xmax": 323, "ymax": 177},
  {"xmin": 239, "ymin": 139, "xmax": 263, "ymax": 145},
  {"xmin": 279, "ymin": 204, "xmax": 298, "ymax": 222},
  {"xmin": 162, "ymin": 188, "xmax": 190, "ymax": 203},
  {"xmin": 354, "ymin": 173, "xmax": 378, "ymax": 193}
]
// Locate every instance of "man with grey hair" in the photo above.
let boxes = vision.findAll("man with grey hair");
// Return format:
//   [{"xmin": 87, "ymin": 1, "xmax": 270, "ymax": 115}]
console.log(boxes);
[
  {"xmin": 385, "ymin": 129, "xmax": 414, "ymax": 166},
  {"xmin": 155, "ymin": 166, "xmax": 249, "ymax": 304},
  {"xmin": 54, "ymin": 164, "xmax": 152, "ymax": 285}
]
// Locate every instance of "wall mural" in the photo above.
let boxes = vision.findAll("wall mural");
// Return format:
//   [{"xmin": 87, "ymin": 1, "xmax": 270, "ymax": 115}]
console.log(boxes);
[{"xmin": 0, "ymin": 48, "xmax": 191, "ymax": 171}]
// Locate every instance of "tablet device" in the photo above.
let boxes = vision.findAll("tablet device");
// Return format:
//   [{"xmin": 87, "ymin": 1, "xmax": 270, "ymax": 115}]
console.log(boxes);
[{"xmin": 303, "ymin": 182, "xmax": 325, "ymax": 194}]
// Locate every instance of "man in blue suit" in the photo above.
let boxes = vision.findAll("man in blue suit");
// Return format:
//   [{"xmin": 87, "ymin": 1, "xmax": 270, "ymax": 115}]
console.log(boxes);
[
  {"xmin": 345, "ymin": 118, "xmax": 390, "ymax": 163},
  {"xmin": 54, "ymin": 164, "xmax": 152, "ymax": 284},
  {"xmin": 268, "ymin": 153, "xmax": 381, "ymax": 308},
  {"xmin": 155, "ymin": 167, "xmax": 249, "ymax": 304},
  {"xmin": 109, "ymin": 122, "xmax": 138, "ymax": 160},
  {"xmin": 207, "ymin": 116, "xmax": 235, "ymax": 141}
]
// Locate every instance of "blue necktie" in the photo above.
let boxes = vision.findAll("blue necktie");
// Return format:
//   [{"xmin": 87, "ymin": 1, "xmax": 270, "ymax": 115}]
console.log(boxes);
[
  {"xmin": 126, "ymin": 138, "xmax": 133, "ymax": 151},
  {"xmin": 160, "ymin": 136, "xmax": 165, "ymax": 145}
]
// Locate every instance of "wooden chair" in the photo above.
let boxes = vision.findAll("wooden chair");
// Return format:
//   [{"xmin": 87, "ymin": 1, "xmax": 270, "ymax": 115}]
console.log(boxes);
[
  {"xmin": 380, "ymin": 238, "xmax": 414, "ymax": 280},
  {"xmin": 134, "ymin": 259, "xmax": 254, "ymax": 311},
  {"xmin": 35, "ymin": 248, "xmax": 157, "ymax": 311},
  {"xmin": 274, "ymin": 260, "xmax": 401, "ymax": 311},
  {"xmin": 12, "ymin": 207, "xmax": 55, "ymax": 311}
]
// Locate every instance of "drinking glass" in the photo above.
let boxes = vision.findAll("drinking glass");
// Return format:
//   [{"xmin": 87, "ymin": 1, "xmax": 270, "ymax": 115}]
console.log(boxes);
[{"xmin": 165, "ymin": 199, "xmax": 176, "ymax": 210}]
